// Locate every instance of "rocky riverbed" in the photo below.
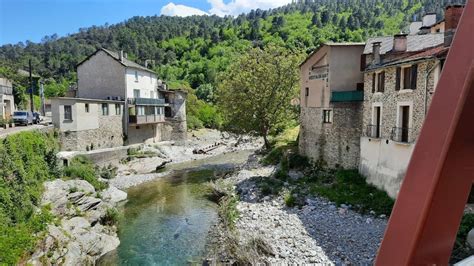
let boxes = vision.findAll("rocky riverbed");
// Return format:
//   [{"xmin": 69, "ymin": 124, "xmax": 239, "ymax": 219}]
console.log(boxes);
[
  {"xmin": 29, "ymin": 179, "xmax": 127, "ymax": 265},
  {"xmin": 111, "ymin": 129, "xmax": 262, "ymax": 189},
  {"xmin": 208, "ymin": 154, "xmax": 388, "ymax": 264}
]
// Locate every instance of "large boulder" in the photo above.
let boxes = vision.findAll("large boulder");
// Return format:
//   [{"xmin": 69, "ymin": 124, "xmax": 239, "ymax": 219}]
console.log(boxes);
[
  {"xmin": 102, "ymin": 186, "xmax": 128, "ymax": 204},
  {"xmin": 467, "ymin": 228, "xmax": 474, "ymax": 249}
]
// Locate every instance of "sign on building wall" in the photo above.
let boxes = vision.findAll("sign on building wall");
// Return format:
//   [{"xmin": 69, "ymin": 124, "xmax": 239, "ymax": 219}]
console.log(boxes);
[{"xmin": 309, "ymin": 64, "xmax": 329, "ymax": 80}]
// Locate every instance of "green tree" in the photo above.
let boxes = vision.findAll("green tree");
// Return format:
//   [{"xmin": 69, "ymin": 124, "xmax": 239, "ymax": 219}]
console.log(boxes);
[{"xmin": 217, "ymin": 45, "xmax": 301, "ymax": 148}]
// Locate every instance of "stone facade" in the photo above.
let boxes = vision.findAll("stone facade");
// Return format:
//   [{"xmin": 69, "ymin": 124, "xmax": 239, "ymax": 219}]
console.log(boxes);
[
  {"xmin": 360, "ymin": 58, "xmax": 442, "ymax": 198},
  {"xmin": 59, "ymin": 112, "xmax": 124, "ymax": 152},
  {"xmin": 300, "ymin": 102, "xmax": 363, "ymax": 169}
]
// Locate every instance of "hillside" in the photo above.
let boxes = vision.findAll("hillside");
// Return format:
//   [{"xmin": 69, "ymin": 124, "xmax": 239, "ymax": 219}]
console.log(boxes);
[{"xmin": 0, "ymin": 0, "xmax": 466, "ymax": 128}]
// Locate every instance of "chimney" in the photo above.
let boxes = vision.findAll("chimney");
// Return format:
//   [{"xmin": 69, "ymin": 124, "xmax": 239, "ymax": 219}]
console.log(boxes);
[
  {"xmin": 119, "ymin": 50, "xmax": 124, "ymax": 62},
  {"xmin": 393, "ymin": 33, "xmax": 408, "ymax": 52},
  {"xmin": 444, "ymin": 4, "xmax": 464, "ymax": 47},
  {"xmin": 372, "ymin": 42, "xmax": 382, "ymax": 65}
]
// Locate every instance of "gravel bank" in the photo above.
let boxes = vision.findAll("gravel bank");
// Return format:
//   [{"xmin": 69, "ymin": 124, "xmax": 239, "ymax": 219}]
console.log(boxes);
[{"xmin": 210, "ymin": 154, "xmax": 388, "ymax": 264}]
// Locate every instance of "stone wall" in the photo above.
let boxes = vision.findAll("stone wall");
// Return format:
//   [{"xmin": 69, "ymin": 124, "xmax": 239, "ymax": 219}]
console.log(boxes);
[
  {"xmin": 360, "ymin": 59, "xmax": 438, "ymax": 198},
  {"xmin": 299, "ymin": 102, "xmax": 363, "ymax": 169},
  {"xmin": 60, "ymin": 115, "xmax": 123, "ymax": 151}
]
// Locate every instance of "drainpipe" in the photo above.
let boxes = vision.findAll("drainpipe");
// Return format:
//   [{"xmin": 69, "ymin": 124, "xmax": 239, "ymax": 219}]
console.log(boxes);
[{"xmin": 424, "ymin": 60, "xmax": 440, "ymax": 117}]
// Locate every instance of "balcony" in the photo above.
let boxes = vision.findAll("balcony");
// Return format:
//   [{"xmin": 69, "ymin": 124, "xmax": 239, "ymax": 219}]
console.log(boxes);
[
  {"xmin": 129, "ymin": 114, "xmax": 165, "ymax": 125},
  {"xmin": 0, "ymin": 85, "xmax": 13, "ymax": 95},
  {"xmin": 331, "ymin": 90, "xmax": 364, "ymax": 102},
  {"xmin": 391, "ymin": 127, "xmax": 413, "ymax": 143},
  {"xmin": 366, "ymin": 124, "xmax": 381, "ymax": 138},
  {"xmin": 128, "ymin": 97, "xmax": 167, "ymax": 106}
]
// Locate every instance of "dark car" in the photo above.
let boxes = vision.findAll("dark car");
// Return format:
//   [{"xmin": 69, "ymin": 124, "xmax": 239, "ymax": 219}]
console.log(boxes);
[
  {"xmin": 13, "ymin": 111, "xmax": 33, "ymax": 126},
  {"xmin": 33, "ymin": 112, "xmax": 42, "ymax": 124}
]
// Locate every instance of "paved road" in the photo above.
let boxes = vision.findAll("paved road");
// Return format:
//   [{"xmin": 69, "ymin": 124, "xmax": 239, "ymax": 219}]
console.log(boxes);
[{"xmin": 0, "ymin": 124, "xmax": 53, "ymax": 138}]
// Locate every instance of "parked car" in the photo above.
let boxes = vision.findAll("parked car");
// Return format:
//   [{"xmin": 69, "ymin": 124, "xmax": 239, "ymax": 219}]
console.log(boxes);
[
  {"xmin": 33, "ymin": 112, "xmax": 42, "ymax": 124},
  {"xmin": 13, "ymin": 111, "xmax": 33, "ymax": 126}
]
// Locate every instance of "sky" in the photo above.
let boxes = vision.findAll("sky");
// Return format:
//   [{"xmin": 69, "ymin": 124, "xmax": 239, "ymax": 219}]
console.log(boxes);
[{"xmin": 0, "ymin": 0, "xmax": 292, "ymax": 45}]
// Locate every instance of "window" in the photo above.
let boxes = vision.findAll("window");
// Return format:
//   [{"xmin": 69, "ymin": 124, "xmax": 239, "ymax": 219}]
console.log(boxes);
[
  {"xmin": 392, "ymin": 104, "xmax": 411, "ymax": 143},
  {"xmin": 85, "ymin": 103, "xmax": 89, "ymax": 113},
  {"xmin": 372, "ymin": 71, "xmax": 385, "ymax": 93},
  {"xmin": 101, "ymin": 103, "xmax": 109, "ymax": 116},
  {"xmin": 115, "ymin": 104, "xmax": 121, "ymax": 115},
  {"xmin": 397, "ymin": 65, "xmax": 418, "ymax": 90},
  {"xmin": 135, "ymin": 71, "xmax": 139, "ymax": 82},
  {"xmin": 137, "ymin": 106, "xmax": 145, "ymax": 116},
  {"xmin": 305, "ymin": 87, "xmax": 309, "ymax": 96},
  {"xmin": 64, "ymin": 105, "xmax": 72, "ymax": 121},
  {"xmin": 323, "ymin": 109, "xmax": 332, "ymax": 123},
  {"xmin": 133, "ymin": 89, "xmax": 140, "ymax": 98},
  {"xmin": 372, "ymin": 106, "xmax": 382, "ymax": 138}
]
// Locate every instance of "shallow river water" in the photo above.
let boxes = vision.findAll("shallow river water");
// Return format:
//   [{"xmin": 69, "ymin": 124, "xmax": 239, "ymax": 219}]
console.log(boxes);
[{"xmin": 99, "ymin": 150, "xmax": 253, "ymax": 265}]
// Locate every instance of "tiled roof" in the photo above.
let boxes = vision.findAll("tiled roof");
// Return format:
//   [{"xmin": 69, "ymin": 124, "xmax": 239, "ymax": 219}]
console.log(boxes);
[
  {"xmin": 363, "ymin": 33, "xmax": 445, "ymax": 55},
  {"xmin": 101, "ymin": 49, "xmax": 156, "ymax": 74},
  {"xmin": 366, "ymin": 45, "xmax": 449, "ymax": 71}
]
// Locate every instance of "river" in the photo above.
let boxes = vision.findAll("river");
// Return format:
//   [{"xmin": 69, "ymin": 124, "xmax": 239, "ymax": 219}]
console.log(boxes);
[{"xmin": 98, "ymin": 150, "xmax": 253, "ymax": 265}]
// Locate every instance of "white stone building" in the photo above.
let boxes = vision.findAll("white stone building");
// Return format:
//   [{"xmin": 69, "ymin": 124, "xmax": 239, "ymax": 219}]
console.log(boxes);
[
  {"xmin": 0, "ymin": 78, "xmax": 15, "ymax": 120},
  {"xmin": 52, "ymin": 48, "xmax": 187, "ymax": 151}
]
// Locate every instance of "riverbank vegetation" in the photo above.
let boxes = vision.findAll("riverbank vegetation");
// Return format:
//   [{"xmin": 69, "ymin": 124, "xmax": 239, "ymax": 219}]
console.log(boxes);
[{"xmin": 0, "ymin": 131, "xmax": 60, "ymax": 264}]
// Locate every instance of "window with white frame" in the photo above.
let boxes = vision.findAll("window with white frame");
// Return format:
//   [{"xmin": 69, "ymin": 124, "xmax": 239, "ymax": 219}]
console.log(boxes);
[
  {"xmin": 64, "ymin": 105, "xmax": 72, "ymax": 121},
  {"xmin": 137, "ymin": 106, "xmax": 145, "ymax": 116},
  {"xmin": 115, "ymin": 104, "xmax": 121, "ymax": 115},
  {"xmin": 101, "ymin": 103, "xmax": 109, "ymax": 116}
]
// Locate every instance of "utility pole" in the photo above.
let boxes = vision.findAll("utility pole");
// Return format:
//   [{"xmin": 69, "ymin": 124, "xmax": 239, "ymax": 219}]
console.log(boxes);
[
  {"xmin": 40, "ymin": 80, "xmax": 45, "ymax": 116},
  {"xmin": 29, "ymin": 59, "xmax": 34, "ymax": 113}
]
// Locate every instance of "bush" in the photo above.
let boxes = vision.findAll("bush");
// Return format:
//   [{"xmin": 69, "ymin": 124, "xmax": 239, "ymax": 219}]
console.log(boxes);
[
  {"xmin": 187, "ymin": 115, "xmax": 204, "ymax": 130},
  {"xmin": 99, "ymin": 164, "xmax": 118, "ymax": 180},
  {"xmin": 219, "ymin": 195, "xmax": 240, "ymax": 230},
  {"xmin": 284, "ymin": 192, "xmax": 296, "ymax": 207},
  {"xmin": 196, "ymin": 103, "xmax": 223, "ymax": 129},
  {"xmin": 257, "ymin": 178, "xmax": 284, "ymax": 196},
  {"xmin": 100, "ymin": 208, "xmax": 119, "ymax": 226},
  {"xmin": 261, "ymin": 146, "xmax": 285, "ymax": 165},
  {"xmin": 63, "ymin": 156, "xmax": 106, "ymax": 191},
  {"xmin": 288, "ymin": 153, "xmax": 310, "ymax": 170}
]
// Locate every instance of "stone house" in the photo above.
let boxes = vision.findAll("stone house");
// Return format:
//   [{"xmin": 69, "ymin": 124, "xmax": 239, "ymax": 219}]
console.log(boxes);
[
  {"xmin": 299, "ymin": 43, "xmax": 365, "ymax": 169},
  {"xmin": 52, "ymin": 98, "xmax": 124, "ymax": 151},
  {"xmin": 359, "ymin": 5, "xmax": 463, "ymax": 198},
  {"xmin": 52, "ymin": 48, "xmax": 187, "ymax": 151},
  {"xmin": 0, "ymin": 78, "xmax": 15, "ymax": 120}
]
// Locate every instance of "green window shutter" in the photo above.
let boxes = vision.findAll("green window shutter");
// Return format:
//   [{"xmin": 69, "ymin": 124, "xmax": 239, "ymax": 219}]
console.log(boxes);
[
  {"xmin": 411, "ymin": 64, "xmax": 418, "ymax": 90},
  {"xmin": 396, "ymin": 67, "xmax": 401, "ymax": 90}
]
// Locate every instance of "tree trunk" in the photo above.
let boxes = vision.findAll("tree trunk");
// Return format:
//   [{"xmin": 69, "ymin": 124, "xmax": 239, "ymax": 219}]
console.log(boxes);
[{"xmin": 263, "ymin": 134, "xmax": 270, "ymax": 150}]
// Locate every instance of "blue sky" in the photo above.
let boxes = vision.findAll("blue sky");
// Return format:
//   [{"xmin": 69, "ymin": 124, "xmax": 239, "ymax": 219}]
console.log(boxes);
[{"xmin": 0, "ymin": 0, "xmax": 291, "ymax": 45}]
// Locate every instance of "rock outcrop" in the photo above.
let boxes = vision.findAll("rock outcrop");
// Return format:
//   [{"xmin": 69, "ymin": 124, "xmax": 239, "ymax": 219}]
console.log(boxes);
[{"xmin": 28, "ymin": 179, "xmax": 127, "ymax": 265}]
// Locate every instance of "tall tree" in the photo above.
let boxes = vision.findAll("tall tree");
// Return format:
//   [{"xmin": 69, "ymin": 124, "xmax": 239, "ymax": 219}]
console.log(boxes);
[{"xmin": 217, "ymin": 45, "xmax": 301, "ymax": 148}]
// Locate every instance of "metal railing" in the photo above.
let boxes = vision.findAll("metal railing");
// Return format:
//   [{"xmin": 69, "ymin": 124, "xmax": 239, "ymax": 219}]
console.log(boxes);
[
  {"xmin": 129, "ymin": 114, "xmax": 165, "ymax": 125},
  {"xmin": 391, "ymin": 127, "xmax": 413, "ymax": 143},
  {"xmin": 0, "ymin": 85, "xmax": 13, "ymax": 95},
  {"xmin": 128, "ymin": 97, "xmax": 166, "ymax": 106},
  {"xmin": 366, "ymin": 124, "xmax": 381, "ymax": 138}
]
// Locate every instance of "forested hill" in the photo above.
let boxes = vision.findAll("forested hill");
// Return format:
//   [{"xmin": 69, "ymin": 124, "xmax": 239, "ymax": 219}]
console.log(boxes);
[{"xmin": 0, "ymin": 0, "xmax": 466, "ymax": 90}]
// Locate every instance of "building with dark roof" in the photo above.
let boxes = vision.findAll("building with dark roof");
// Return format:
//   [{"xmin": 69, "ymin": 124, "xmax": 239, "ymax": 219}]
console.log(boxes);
[{"xmin": 358, "ymin": 5, "xmax": 464, "ymax": 198}]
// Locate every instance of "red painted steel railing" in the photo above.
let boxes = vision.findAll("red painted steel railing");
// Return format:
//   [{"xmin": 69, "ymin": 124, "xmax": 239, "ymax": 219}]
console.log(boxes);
[{"xmin": 375, "ymin": 1, "xmax": 474, "ymax": 264}]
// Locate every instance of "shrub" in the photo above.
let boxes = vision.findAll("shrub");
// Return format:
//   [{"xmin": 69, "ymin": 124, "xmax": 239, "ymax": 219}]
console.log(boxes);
[
  {"xmin": 99, "ymin": 164, "xmax": 118, "ymax": 180},
  {"xmin": 101, "ymin": 208, "xmax": 119, "ymax": 226},
  {"xmin": 284, "ymin": 192, "xmax": 296, "ymax": 207},
  {"xmin": 288, "ymin": 153, "xmax": 310, "ymax": 170},
  {"xmin": 219, "ymin": 195, "xmax": 240, "ymax": 230},
  {"xmin": 257, "ymin": 178, "xmax": 284, "ymax": 196},
  {"xmin": 63, "ymin": 156, "xmax": 106, "ymax": 191},
  {"xmin": 261, "ymin": 146, "xmax": 284, "ymax": 165},
  {"xmin": 187, "ymin": 115, "xmax": 204, "ymax": 130}
]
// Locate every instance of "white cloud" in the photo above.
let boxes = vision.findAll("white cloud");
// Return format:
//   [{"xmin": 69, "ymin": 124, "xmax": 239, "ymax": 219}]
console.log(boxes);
[
  {"xmin": 160, "ymin": 2, "xmax": 209, "ymax": 17},
  {"xmin": 160, "ymin": 0, "xmax": 293, "ymax": 18},
  {"xmin": 208, "ymin": 0, "xmax": 292, "ymax": 17}
]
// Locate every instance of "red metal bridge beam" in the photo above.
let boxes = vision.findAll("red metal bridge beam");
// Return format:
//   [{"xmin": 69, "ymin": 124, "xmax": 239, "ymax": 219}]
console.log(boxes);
[{"xmin": 375, "ymin": 1, "xmax": 474, "ymax": 265}]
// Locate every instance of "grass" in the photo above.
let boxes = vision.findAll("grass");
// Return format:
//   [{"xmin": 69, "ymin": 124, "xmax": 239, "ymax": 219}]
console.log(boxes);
[
  {"xmin": 307, "ymin": 170, "xmax": 395, "ymax": 216},
  {"xmin": 219, "ymin": 194, "xmax": 240, "ymax": 230},
  {"xmin": 63, "ymin": 155, "xmax": 107, "ymax": 191},
  {"xmin": 100, "ymin": 208, "xmax": 119, "ymax": 226}
]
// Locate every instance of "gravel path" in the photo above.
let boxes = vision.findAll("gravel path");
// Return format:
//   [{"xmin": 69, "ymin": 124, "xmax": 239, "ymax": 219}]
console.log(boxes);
[{"xmin": 216, "ymin": 156, "xmax": 388, "ymax": 264}]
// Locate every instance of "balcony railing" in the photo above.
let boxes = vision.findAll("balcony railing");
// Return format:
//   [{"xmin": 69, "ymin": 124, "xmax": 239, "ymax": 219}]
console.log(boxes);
[
  {"xmin": 391, "ymin": 127, "xmax": 413, "ymax": 143},
  {"xmin": 128, "ymin": 97, "xmax": 166, "ymax": 106},
  {"xmin": 129, "ymin": 114, "xmax": 165, "ymax": 125},
  {"xmin": 366, "ymin": 124, "xmax": 381, "ymax": 138},
  {"xmin": 0, "ymin": 85, "xmax": 13, "ymax": 95},
  {"xmin": 331, "ymin": 90, "xmax": 364, "ymax": 102}
]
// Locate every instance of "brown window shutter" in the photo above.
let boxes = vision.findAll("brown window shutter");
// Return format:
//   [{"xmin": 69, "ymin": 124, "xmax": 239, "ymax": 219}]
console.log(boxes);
[
  {"xmin": 396, "ymin": 67, "xmax": 401, "ymax": 90},
  {"xmin": 411, "ymin": 64, "xmax": 418, "ymax": 90},
  {"xmin": 360, "ymin": 54, "xmax": 367, "ymax": 71},
  {"xmin": 381, "ymin": 71, "xmax": 385, "ymax": 92},
  {"xmin": 372, "ymin": 73, "xmax": 376, "ymax": 93}
]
